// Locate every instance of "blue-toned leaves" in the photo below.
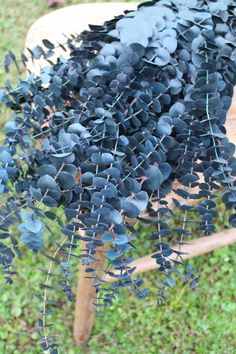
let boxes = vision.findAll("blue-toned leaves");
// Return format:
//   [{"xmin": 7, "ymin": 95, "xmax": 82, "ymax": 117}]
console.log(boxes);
[
  {"xmin": 143, "ymin": 166, "xmax": 163, "ymax": 191},
  {"xmin": 126, "ymin": 191, "xmax": 149, "ymax": 213},
  {"xmin": 119, "ymin": 135, "xmax": 129, "ymax": 146},
  {"xmin": 57, "ymin": 172, "xmax": 75, "ymax": 189},
  {"xmin": 0, "ymin": 169, "xmax": 8, "ymax": 181},
  {"xmin": 154, "ymin": 48, "xmax": 170, "ymax": 67},
  {"xmin": 43, "ymin": 196, "xmax": 58, "ymax": 207},
  {"xmin": 229, "ymin": 214, "xmax": 236, "ymax": 228},
  {"xmin": 159, "ymin": 163, "xmax": 172, "ymax": 180},
  {"xmin": 42, "ymin": 39, "xmax": 55, "ymax": 50},
  {"xmin": 101, "ymin": 227, "xmax": 128, "ymax": 245},
  {"xmin": 115, "ymin": 17, "xmax": 153, "ymax": 47},
  {"xmin": 91, "ymin": 152, "xmax": 114, "ymax": 166},
  {"xmin": 67, "ymin": 123, "xmax": 86, "ymax": 135},
  {"xmin": 18, "ymin": 212, "xmax": 44, "ymax": 253},
  {"xmin": 4, "ymin": 121, "xmax": 17, "ymax": 133},
  {"xmin": 37, "ymin": 165, "xmax": 57, "ymax": 177},
  {"xmin": 179, "ymin": 173, "xmax": 199, "ymax": 185},
  {"xmin": 38, "ymin": 175, "xmax": 58, "ymax": 192},
  {"xmin": 1, "ymin": 0, "xmax": 236, "ymax": 348},
  {"xmin": 152, "ymin": 82, "xmax": 166, "ymax": 95},
  {"xmin": 121, "ymin": 200, "xmax": 140, "ymax": 218},
  {"xmin": 157, "ymin": 120, "xmax": 172, "ymax": 136},
  {"xmin": 0, "ymin": 150, "xmax": 13, "ymax": 164},
  {"xmin": 107, "ymin": 209, "xmax": 123, "ymax": 224},
  {"xmin": 93, "ymin": 177, "xmax": 108, "ymax": 189},
  {"xmin": 106, "ymin": 242, "xmax": 131, "ymax": 260},
  {"xmin": 40, "ymin": 72, "xmax": 51, "ymax": 85}
]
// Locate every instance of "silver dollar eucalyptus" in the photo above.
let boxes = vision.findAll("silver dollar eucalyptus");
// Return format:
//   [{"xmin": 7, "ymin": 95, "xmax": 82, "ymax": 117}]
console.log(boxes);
[{"xmin": 1, "ymin": 0, "xmax": 236, "ymax": 352}]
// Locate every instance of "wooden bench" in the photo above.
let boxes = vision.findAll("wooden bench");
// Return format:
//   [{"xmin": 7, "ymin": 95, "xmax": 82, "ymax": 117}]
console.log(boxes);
[{"xmin": 24, "ymin": 3, "xmax": 236, "ymax": 348}]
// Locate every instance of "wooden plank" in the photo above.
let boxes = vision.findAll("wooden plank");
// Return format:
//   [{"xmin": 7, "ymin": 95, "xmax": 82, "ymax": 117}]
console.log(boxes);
[
  {"xmin": 103, "ymin": 228, "xmax": 236, "ymax": 282},
  {"xmin": 24, "ymin": 2, "xmax": 137, "ymax": 73}
]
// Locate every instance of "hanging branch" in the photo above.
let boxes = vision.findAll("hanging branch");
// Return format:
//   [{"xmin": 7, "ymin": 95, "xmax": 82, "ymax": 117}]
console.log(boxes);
[{"xmin": 1, "ymin": 1, "xmax": 236, "ymax": 352}]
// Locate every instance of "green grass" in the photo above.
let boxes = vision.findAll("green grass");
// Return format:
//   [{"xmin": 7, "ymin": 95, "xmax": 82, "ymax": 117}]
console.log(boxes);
[
  {"xmin": 0, "ymin": 1, "xmax": 236, "ymax": 354},
  {"xmin": 0, "ymin": 218, "xmax": 235, "ymax": 354}
]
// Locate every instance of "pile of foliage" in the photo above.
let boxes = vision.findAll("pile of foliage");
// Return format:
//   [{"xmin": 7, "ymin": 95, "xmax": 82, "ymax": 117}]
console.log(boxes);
[{"xmin": 0, "ymin": 0, "xmax": 236, "ymax": 352}]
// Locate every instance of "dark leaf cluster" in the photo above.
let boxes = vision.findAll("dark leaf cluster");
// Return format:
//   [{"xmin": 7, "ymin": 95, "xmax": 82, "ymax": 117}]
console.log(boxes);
[{"xmin": 1, "ymin": 0, "xmax": 236, "ymax": 352}]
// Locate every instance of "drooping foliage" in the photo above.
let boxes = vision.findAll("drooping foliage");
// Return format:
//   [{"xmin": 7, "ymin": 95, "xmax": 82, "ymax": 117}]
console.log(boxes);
[{"xmin": 1, "ymin": 0, "xmax": 236, "ymax": 352}]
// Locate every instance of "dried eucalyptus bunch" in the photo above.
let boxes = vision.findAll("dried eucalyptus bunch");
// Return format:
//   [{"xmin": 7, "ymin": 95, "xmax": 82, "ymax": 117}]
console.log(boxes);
[{"xmin": 1, "ymin": 0, "xmax": 236, "ymax": 352}]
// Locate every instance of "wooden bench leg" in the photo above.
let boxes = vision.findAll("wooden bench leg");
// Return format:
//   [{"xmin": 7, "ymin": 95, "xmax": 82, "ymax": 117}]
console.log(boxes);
[{"xmin": 73, "ymin": 241, "xmax": 107, "ymax": 348}]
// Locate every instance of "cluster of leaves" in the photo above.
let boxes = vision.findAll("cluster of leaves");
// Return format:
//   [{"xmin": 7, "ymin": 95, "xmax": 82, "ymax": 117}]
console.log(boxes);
[{"xmin": 1, "ymin": 0, "xmax": 236, "ymax": 352}]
